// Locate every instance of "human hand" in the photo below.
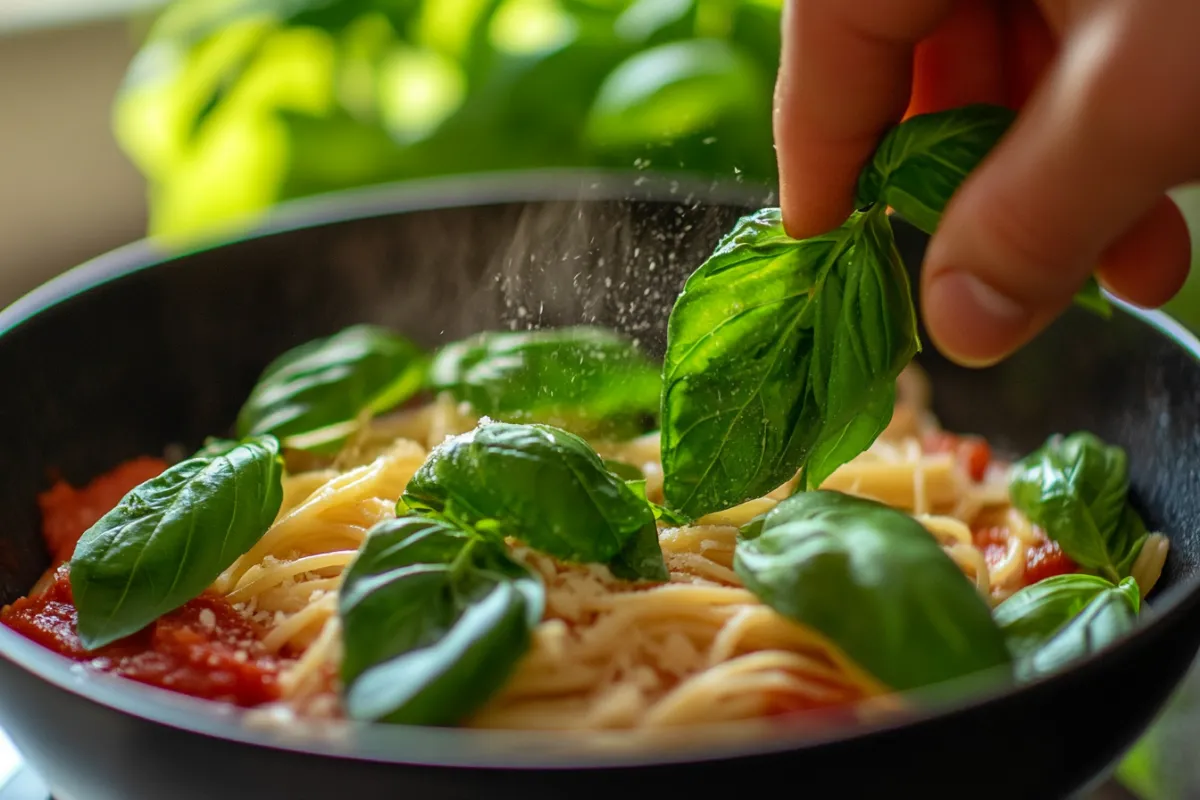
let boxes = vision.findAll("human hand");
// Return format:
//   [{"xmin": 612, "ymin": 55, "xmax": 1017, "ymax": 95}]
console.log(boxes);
[{"xmin": 773, "ymin": 0, "xmax": 1198, "ymax": 366}]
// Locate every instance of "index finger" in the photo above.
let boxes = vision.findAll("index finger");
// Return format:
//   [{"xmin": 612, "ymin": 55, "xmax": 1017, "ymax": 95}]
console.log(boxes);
[{"xmin": 773, "ymin": 0, "xmax": 955, "ymax": 239}]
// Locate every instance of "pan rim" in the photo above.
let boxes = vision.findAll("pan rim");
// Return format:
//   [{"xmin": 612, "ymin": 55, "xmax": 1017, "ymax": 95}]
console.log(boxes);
[{"xmin": 1, "ymin": 168, "xmax": 1198, "ymax": 770}]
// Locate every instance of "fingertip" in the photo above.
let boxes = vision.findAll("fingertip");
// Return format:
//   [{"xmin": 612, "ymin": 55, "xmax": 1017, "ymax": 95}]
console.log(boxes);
[
  {"xmin": 1096, "ymin": 195, "xmax": 1192, "ymax": 309},
  {"xmin": 921, "ymin": 269, "xmax": 1038, "ymax": 367}
]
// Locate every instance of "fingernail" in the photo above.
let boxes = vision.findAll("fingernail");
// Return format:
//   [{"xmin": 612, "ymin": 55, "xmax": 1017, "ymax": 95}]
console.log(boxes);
[{"xmin": 924, "ymin": 271, "xmax": 1033, "ymax": 368}]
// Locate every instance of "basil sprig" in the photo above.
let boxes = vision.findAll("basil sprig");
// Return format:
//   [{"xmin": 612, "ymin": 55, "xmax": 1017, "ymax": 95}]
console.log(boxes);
[
  {"xmin": 734, "ymin": 491, "xmax": 1011, "ymax": 691},
  {"xmin": 1009, "ymin": 432, "xmax": 1148, "ymax": 582},
  {"xmin": 339, "ymin": 516, "xmax": 544, "ymax": 725},
  {"xmin": 69, "ymin": 436, "xmax": 284, "ymax": 649},
  {"xmin": 236, "ymin": 325, "xmax": 428, "ymax": 454},
  {"xmin": 403, "ymin": 422, "xmax": 668, "ymax": 581},
  {"xmin": 430, "ymin": 326, "xmax": 661, "ymax": 439},
  {"xmin": 661, "ymin": 104, "xmax": 1112, "ymax": 517},
  {"xmin": 661, "ymin": 205, "xmax": 917, "ymax": 516},
  {"xmin": 995, "ymin": 574, "xmax": 1140, "ymax": 682}
]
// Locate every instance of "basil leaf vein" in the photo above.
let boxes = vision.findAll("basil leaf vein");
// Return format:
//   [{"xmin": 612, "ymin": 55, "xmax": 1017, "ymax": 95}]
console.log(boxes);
[
  {"xmin": 734, "ymin": 490, "xmax": 1011, "ymax": 690},
  {"xmin": 236, "ymin": 324, "xmax": 427, "ymax": 454},
  {"xmin": 339, "ymin": 516, "xmax": 544, "ymax": 725},
  {"xmin": 69, "ymin": 435, "xmax": 284, "ymax": 649}
]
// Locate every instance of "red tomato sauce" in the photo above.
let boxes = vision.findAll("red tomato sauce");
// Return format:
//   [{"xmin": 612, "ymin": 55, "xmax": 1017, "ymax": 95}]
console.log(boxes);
[
  {"xmin": 3, "ymin": 457, "xmax": 282, "ymax": 707},
  {"xmin": 3, "ymin": 567, "xmax": 281, "ymax": 706},
  {"xmin": 38, "ymin": 456, "xmax": 169, "ymax": 563},
  {"xmin": 972, "ymin": 525, "xmax": 1078, "ymax": 588}
]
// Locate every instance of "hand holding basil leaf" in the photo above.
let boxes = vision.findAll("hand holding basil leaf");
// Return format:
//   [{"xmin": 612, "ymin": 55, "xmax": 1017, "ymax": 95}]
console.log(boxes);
[
  {"xmin": 657, "ymin": 104, "xmax": 1117, "ymax": 518},
  {"xmin": 1010, "ymin": 432, "xmax": 1148, "ymax": 582},
  {"xmin": 660, "ymin": 206, "xmax": 917, "ymax": 517},
  {"xmin": 996, "ymin": 575, "xmax": 1140, "ymax": 682},
  {"xmin": 236, "ymin": 325, "xmax": 427, "ymax": 454},
  {"xmin": 339, "ymin": 516, "xmax": 544, "ymax": 725},
  {"xmin": 734, "ymin": 491, "xmax": 1011, "ymax": 691},
  {"xmin": 430, "ymin": 327, "xmax": 661, "ymax": 439},
  {"xmin": 69, "ymin": 435, "xmax": 284, "ymax": 649},
  {"xmin": 403, "ymin": 422, "xmax": 667, "ymax": 581}
]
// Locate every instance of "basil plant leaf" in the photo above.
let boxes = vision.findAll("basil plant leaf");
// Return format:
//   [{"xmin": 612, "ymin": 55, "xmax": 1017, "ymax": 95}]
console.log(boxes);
[
  {"xmin": 855, "ymin": 103, "xmax": 1110, "ymax": 318},
  {"xmin": 69, "ymin": 435, "xmax": 284, "ymax": 649},
  {"xmin": 236, "ymin": 324, "xmax": 428, "ymax": 454},
  {"xmin": 1014, "ymin": 576, "xmax": 1140, "ymax": 682},
  {"xmin": 993, "ymin": 573, "xmax": 1118, "ymax": 659},
  {"xmin": 403, "ymin": 422, "xmax": 667, "ymax": 581},
  {"xmin": 660, "ymin": 206, "xmax": 917, "ymax": 517},
  {"xmin": 430, "ymin": 326, "xmax": 661, "ymax": 439},
  {"xmin": 339, "ymin": 516, "xmax": 544, "ymax": 725},
  {"xmin": 1009, "ymin": 432, "xmax": 1148, "ymax": 582},
  {"xmin": 734, "ymin": 490, "xmax": 1011, "ymax": 691}
]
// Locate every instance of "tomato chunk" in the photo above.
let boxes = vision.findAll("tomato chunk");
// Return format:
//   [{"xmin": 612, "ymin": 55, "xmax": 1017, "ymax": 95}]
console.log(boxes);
[
  {"xmin": 2, "ymin": 567, "xmax": 281, "ymax": 707},
  {"xmin": 39, "ymin": 457, "xmax": 168, "ymax": 562},
  {"xmin": 1024, "ymin": 534, "xmax": 1077, "ymax": 584},
  {"xmin": 972, "ymin": 525, "xmax": 1078, "ymax": 588}
]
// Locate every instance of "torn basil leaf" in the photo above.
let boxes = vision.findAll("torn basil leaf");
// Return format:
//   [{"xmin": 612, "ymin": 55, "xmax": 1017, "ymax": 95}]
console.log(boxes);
[
  {"xmin": 1009, "ymin": 432, "xmax": 1148, "ymax": 582},
  {"xmin": 70, "ymin": 435, "xmax": 284, "ymax": 649},
  {"xmin": 236, "ymin": 325, "xmax": 428, "ymax": 454},
  {"xmin": 402, "ymin": 422, "xmax": 666, "ymax": 580},
  {"xmin": 430, "ymin": 326, "xmax": 661, "ymax": 439},
  {"xmin": 1002, "ymin": 576, "xmax": 1140, "ymax": 682},
  {"xmin": 660, "ymin": 206, "xmax": 917, "ymax": 517},
  {"xmin": 339, "ymin": 516, "xmax": 544, "ymax": 725},
  {"xmin": 734, "ymin": 490, "xmax": 1011, "ymax": 690}
]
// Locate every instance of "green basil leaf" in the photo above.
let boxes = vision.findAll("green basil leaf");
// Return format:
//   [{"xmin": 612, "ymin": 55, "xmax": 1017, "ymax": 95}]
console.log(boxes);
[
  {"xmin": 1015, "ymin": 576, "xmax": 1140, "ymax": 682},
  {"xmin": 734, "ymin": 490, "xmax": 1011, "ymax": 690},
  {"xmin": 856, "ymin": 104, "xmax": 1110, "ymax": 317},
  {"xmin": 802, "ymin": 208, "xmax": 918, "ymax": 490},
  {"xmin": 660, "ymin": 206, "xmax": 917, "ymax": 517},
  {"xmin": 402, "ymin": 422, "xmax": 667, "ymax": 580},
  {"xmin": 430, "ymin": 326, "xmax": 661, "ymax": 439},
  {"xmin": 236, "ymin": 324, "xmax": 428, "ymax": 454},
  {"xmin": 1009, "ymin": 432, "xmax": 1148, "ymax": 582},
  {"xmin": 856, "ymin": 104, "xmax": 1016, "ymax": 235},
  {"xmin": 993, "ymin": 573, "xmax": 1118, "ymax": 659},
  {"xmin": 339, "ymin": 516, "xmax": 544, "ymax": 725},
  {"xmin": 69, "ymin": 435, "xmax": 284, "ymax": 649}
]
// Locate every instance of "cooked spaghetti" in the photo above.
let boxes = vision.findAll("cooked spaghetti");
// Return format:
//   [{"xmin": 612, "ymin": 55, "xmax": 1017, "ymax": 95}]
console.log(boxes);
[{"xmin": 3, "ymin": 349, "xmax": 1167, "ymax": 732}]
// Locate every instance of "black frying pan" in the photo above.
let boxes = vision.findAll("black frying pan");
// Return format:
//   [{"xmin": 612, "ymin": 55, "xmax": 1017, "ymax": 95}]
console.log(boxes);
[{"xmin": 0, "ymin": 173, "xmax": 1198, "ymax": 800}]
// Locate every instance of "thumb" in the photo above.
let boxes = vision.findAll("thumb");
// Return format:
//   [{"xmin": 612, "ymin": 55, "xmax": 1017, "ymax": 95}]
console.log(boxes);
[{"xmin": 920, "ymin": 1, "xmax": 1197, "ymax": 367}]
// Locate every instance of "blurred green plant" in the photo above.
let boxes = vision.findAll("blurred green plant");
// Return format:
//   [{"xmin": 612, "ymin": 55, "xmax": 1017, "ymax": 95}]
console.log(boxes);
[{"xmin": 114, "ymin": 0, "xmax": 783, "ymax": 239}]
